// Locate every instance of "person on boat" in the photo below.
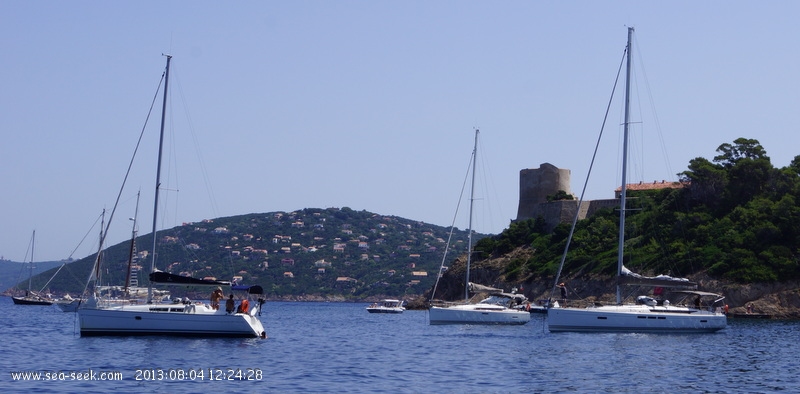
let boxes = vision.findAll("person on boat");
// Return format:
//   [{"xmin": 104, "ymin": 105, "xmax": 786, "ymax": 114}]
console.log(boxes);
[
  {"xmin": 237, "ymin": 298, "xmax": 250, "ymax": 314},
  {"xmin": 210, "ymin": 287, "xmax": 224, "ymax": 310},
  {"xmin": 559, "ymin": 283, "xmax": 568, "ymax": 304},
  {"xmin": 225, "ymin": 294, "xmax": 235, "ymax": 314},
  {"xmin": 257, "ymin": 298, "xmax": 265, "ymax": 316},
  {"xmin": 694, "ymin": 296, "xmax": 701, "ymax": 308}
]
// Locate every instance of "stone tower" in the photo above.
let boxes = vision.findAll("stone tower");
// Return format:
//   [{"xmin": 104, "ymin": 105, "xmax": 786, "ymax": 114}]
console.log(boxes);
[{"xmin": 516, "ymin": 163, "xmax": 573, "ymax": 222}]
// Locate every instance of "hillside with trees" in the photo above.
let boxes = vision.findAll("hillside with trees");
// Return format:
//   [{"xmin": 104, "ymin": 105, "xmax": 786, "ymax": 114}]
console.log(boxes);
[
  {"xmin": 19, "ymin": 207, "xmax": 477, "ymax": 300},
  {"xmin": 469, "ymin": 138, "xmax": 800, "ymax": 285},
  {"xmin": 420, "ymin": 138, "xmax": 800, "ymax": 316},
  {"xmin": 12, "ymin": 138, "xmax": 800, "ymax": 314}
]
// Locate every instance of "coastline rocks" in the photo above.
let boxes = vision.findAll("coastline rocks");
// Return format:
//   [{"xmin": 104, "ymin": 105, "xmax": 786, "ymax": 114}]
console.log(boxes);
[{"xmin": 425, "ymin": 246, "xmax": 800, "ymax": 319}]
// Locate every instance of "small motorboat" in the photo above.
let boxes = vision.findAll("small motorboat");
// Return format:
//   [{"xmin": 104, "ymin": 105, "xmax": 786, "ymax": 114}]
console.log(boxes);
[{"xmin": 366, "ymin": 299, "xmax": 405, "ymax": 314}]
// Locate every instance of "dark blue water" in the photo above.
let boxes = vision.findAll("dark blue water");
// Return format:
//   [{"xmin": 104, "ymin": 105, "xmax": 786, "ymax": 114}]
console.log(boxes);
[{"xmin": 2, "ymin": 296, "xmax": 798, "ymax": 393}]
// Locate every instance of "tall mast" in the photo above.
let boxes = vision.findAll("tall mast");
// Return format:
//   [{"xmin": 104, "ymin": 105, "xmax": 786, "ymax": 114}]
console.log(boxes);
[
  {"xmin": 616, "ymin": 27, "xmax": 633, "ymax": 305},
  {"xmin": 465, "ymin": 129, "xmax": 479, "ymax": 301},
  {"xmin": 93, "ymin": 210, "xmax": 105, "ymax": 287},
  {"xmin": 124, "ymin": 190, "xmax": 140, "ymax": 293},
  {"xmin": 27, "ymin": 230, "xmax": 35, "ymax": 293},
  {"xmin": 148, "ymin": 54, "xmax": 171, "ymax": 303}
]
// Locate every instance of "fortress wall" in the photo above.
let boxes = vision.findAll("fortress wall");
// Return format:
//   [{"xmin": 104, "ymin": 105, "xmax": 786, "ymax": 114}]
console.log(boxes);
[
  {"xmin": 516, "ymin": 163, "xmax": 572, "ymax": 221},
  {"xmin": 524, "ymin": 200, "xmax": 593, "ymax": 232},
  {"xmin": 515, "ymin": 163, "xmax": 624, "ymax": 232},
  {"xmin": 586, "ymin": 199, "xmax": 619, "ymax": 217}
]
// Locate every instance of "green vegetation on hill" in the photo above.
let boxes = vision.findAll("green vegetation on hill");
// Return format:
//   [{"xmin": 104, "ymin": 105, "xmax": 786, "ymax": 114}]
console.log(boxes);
[
  {"xmin": 474, "ymin": 138, "xmax": 800, "ymax": 284},
  {"xmin": 31, "ymin": 207, "xmax": 478, "ymax": 300},
  {"xmin": 20, "ymin": 138, "xmax": 800, "ymax": 300}
]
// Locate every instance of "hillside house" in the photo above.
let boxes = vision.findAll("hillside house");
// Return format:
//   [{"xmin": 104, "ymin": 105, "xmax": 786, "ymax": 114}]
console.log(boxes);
[
  {"xmin": 314, "ymin": 259, "xmax": 332, "ymax": 268},
  {"xmin": 412, "ymin": 271, "xmax": 428, "ymax": 277}
]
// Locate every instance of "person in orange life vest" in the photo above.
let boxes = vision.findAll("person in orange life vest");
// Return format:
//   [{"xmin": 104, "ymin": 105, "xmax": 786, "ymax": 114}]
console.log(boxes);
[{"xmin": 237, "ymin": 298, "xmax": 250, "ymax": 314}]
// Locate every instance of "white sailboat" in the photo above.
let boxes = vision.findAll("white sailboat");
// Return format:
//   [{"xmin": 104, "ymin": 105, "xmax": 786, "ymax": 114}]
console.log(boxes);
[
  {"xmin": 429, "ymin": 130, "xmax": 531, "ymax": 325},
  {"xmin": 77, "ymin": 55, "xmax": 266, "ymax": 338},
  {"xmin": 547, "ymin": 28, "xmax": 727, "ymax": 333}
]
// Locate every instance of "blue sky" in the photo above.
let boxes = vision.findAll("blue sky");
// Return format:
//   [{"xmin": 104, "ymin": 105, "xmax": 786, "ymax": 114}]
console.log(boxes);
[{"xmin": 2, "ymin": 1, "xmax": 798, "ymax": 262}]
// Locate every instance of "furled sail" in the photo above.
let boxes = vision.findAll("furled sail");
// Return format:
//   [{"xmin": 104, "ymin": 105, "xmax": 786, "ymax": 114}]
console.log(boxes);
[
  {"xmin": 619, "ymin": 265, "xmax": 697, "ymax": 288},
  {"xmin": 468, "ymin": 282, "xmax": 503, "ymax": 293},
  {"xmin": 149, "ymin": 271, "xmax": 231, "ymax": 287}
]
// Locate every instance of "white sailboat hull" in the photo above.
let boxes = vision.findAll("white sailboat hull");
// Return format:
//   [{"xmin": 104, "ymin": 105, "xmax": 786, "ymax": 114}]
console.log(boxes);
[
  {"xmin": 547, "ymin": 304, "xmax": 726, "ymax": 333},
  {"xmin": 429, "ymin": 304, "xmax": 531, "ymax": 325},
  {"xmin": 78, "ymin": 303, "xmax": 265, "ymax": 338}
]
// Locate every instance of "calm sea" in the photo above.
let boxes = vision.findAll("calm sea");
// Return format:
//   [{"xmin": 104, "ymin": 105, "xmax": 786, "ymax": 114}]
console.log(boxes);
[{"xmin": 1, "ymin": 296, "xmax": 798, "ymax": 393}]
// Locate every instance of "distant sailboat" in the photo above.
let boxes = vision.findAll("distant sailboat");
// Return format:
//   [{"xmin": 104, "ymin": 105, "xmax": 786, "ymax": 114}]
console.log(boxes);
[
  {"xmin": 77, "ymin": 55, "xmax": 266, "ymax": 338},
  {"xmin": 428, "ymin": 130, "xmax": 531, "ymax": 325},
  {"xmin": 546, "ymin": 28, "xmax": 727, "ymax": 333},
  {"xmin": 12, "ymin": 230, "xmax": 54, "ymax": 305}
]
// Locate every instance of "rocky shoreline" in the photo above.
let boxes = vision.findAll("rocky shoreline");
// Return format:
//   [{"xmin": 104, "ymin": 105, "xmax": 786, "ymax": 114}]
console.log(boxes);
[
  {"xmin": 177, "ymin": 245, "xmax": 800, "ymax": 318},
  {"xmin": 414, "ymin": 246, "xmax": 800, "ymax": 319},
  {"xmin": 176, "ymin": 278, "xmax": 800, "ymax": 319}
]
